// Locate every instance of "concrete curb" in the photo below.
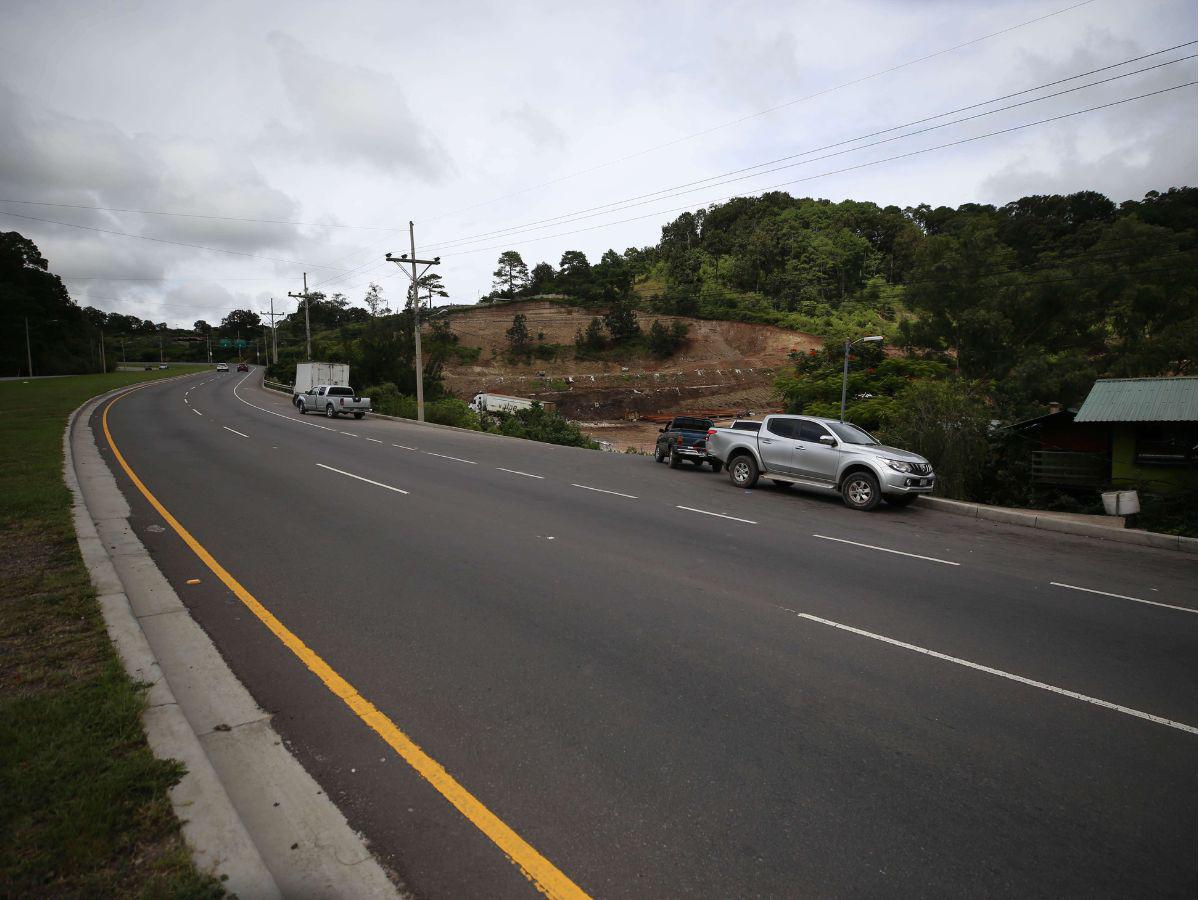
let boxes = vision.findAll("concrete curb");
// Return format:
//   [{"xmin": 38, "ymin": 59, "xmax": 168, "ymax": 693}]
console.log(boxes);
[
  {"xmin": 917, "ymin": 495, "xmax": 1197, "ymax": 554},
  {"xmin": 64, "ymin": 384, "xmax": 281, "ymax": 899},
  {"xmin": 66, "ymin": 379, "xmax": 403, "ymax": 899}
]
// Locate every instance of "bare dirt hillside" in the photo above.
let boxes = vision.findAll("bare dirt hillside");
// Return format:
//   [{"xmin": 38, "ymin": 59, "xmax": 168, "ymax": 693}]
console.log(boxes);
[{"xmin": 436, "ymin": 301, "xmax": 819, "ymax": 429}]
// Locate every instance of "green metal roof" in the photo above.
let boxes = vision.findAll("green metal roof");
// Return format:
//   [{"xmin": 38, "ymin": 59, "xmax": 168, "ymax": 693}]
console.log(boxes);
[{"xmin": 1075, "ymin": 377, "xmax": 1198, "ymax": 423}]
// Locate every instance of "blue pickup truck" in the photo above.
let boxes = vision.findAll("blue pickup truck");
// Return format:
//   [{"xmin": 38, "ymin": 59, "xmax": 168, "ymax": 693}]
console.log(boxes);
[{"xmin": 654, "ymin": 416, "xmax": 720, "ymax": 471}]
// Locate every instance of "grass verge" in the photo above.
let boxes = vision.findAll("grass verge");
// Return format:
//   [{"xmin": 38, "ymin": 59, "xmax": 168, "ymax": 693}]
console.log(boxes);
[{"xmin": 0, "ymin": 372, "xmax": 225, "ymax": 897}]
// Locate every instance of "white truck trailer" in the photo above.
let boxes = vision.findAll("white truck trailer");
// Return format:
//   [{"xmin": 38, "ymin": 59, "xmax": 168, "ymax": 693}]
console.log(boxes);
[
  {"xmin": 293, "ymin": 362, "xmax": 350, "ymax": 402},
  {"xmin": 470, "ymin": 392, "xmax": 537, "ymax": 415}
]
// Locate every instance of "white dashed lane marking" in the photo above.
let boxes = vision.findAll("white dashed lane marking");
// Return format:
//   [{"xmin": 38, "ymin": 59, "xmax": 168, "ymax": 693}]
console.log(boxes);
[
  {"xmin": 497, "ymin": 468, "xmax": 544, "ymax": 479},
  {"xmin": 425, "ymin": 452, "xmax": 476, "ymax": 465},
  {"xmin": 1049, "ymin": 582, "xmax": 1196, "ymax": 613},
  {"xmin": 316, "ymin": 463, "xmax": 409, "ymax": 495},
  {"xmin": 223, "ymin": 426, "xmax": 249, "ymax": 438},
  {"xmin": 813, "ymin": 533, "xmax": 959, "ymax": 566},
  {"xmin": 796, "ymin": 612, "xmax": 1197, "ymax": 734},
  {"xmin": 571, "ymin": 484, "xmax": 637, "ymax": 499},
  {"xmin": 676, "ymin": 506, "xmax": 756, "ymax": 525}
]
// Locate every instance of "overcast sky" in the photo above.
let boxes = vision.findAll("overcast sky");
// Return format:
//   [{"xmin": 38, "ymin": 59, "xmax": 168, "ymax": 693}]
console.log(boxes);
[{"xmin": 1, "ymin": 0, "xmax": 1195, "ymax": 327}]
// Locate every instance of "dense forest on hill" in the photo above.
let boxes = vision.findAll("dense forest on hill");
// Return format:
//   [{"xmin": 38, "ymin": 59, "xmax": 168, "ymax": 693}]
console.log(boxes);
[{"xmin": 489, "ymin": 186, "xmax": 1196, "ymax": 419}]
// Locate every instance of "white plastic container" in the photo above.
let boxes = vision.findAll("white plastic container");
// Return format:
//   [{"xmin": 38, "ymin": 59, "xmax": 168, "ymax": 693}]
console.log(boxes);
[{"xmin": 1101, "ymin": 490, "xmax": 1140, "ymax": 516}]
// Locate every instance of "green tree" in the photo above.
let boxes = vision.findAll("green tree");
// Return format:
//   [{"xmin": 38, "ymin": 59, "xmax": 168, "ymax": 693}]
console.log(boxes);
[
  {"xmin": 415, "ymin": 272, "xmax": 448, "ymax": 308},
  {"xmin": 363, "ymin": 282, "xmax": 390, "ymax": 317},
  {"xmin": 574, "ymin": 317, "xmax": 606, "ymax": 355},
  {"xmin": 220, "ymin": 309, "xmax": 261, "ymax": 332},
  {"xmin": 193, "ymin": 320, "xmax": 211, "ymax": 334},
  {"xmin": 529, "ymin": 262, "xmax": 557, "ymax": 293},
  {"xmin": 558, "ymin": 250, "xmax": 592, "ymax": 298},
  {"xmin": 506, "ymin": 313, "xmax": 532, "ymax": 355},
  {"xmin": 492, "ymin": 251, "xmax": 530, "ymax": 297},
  {"xmin": 603, "ymin": 297, "xmax": 640, "ymax": 342},
  {"xmin": 878, "ymin": 378, "xmax": 993, "ymax": 500}
]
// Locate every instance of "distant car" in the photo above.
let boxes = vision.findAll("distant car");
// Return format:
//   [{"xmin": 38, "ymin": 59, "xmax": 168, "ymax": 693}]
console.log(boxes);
[
  {"xmin": 215, "ymin": 363, "xmax": 229, "ymax": 372},
  {"xmin": 237, "ymin": 363, "xmax": 249, "ymax": 372},
  {"xmin": 158, "ymin": 363, "xmax": 168, "ymax": 370}
]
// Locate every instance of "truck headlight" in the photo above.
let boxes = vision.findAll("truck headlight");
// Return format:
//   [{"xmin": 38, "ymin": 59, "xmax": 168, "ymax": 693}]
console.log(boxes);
[{"xmin": 884, "ymin": 459, "xmax": 915, "ymax": 473}]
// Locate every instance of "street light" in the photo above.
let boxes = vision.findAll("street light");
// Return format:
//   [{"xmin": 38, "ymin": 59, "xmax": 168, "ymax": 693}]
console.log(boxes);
[{"xmin": 840, "ymin": 335, "xmax": 884, "ymax": 423}]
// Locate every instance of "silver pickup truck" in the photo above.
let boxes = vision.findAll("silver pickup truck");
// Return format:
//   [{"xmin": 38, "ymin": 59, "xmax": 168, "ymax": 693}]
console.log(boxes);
[
  {"xmin": 297, "ymin": 384, "xmax": 372, "ymax": 419},
  {"xmin": 706, "ymin": 414, "xmax": 935, "ymax": 511}
]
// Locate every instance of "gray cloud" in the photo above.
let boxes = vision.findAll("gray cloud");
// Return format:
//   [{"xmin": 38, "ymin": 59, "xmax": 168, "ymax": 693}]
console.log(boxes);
[
  {"xmin": 265, "ymin": 32, "xmax": 450, "ymax": 179},
  {"xmin": 500, "ymin": 104, "xmax": 567, "ymax": 149}
]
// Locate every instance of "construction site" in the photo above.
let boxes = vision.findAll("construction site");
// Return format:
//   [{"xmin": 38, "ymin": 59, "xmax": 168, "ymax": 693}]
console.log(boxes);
[{"xmin": 435, "ymin": 300, "xmax": 823, "ymax": 451}]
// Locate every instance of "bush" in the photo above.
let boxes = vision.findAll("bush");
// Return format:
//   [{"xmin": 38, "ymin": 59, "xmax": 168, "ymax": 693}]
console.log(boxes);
[
  {"xmin": 360, "ymin": 384, "xmax": 479, "ymax": 429},
  {"xmin": 491, "ymin": 403, "xmax": 598, "ymax": 449},
  {"xmin": 877, "ymin": 378, "xmax": 992, "ymax": 500}
]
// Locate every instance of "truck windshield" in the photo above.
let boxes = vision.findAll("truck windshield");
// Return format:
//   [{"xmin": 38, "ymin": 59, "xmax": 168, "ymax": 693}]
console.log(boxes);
[
  {"xmin": 674, "ymin": 417, "xmax": 714, "ymax": 431},
  {"xmin": 828, "ymin": 422, "xmax": 879, "ymax": 445}
]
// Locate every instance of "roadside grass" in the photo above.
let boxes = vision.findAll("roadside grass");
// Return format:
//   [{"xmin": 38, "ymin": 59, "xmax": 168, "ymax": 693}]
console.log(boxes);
[{"xmin": 0, "ymin": 372, "xmax": 225, "ymax": 898}]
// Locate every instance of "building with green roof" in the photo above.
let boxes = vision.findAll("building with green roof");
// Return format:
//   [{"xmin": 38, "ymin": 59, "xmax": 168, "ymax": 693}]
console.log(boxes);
[{"xmin": 1075, "ymin": 376, "xmax": 1197, "ymax": 491}]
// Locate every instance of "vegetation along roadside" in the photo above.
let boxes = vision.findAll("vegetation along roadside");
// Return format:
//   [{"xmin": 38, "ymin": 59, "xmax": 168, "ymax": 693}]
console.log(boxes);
[{"xmin": 0, "ymin": 371, "xmax": 225, "ymax": 898}]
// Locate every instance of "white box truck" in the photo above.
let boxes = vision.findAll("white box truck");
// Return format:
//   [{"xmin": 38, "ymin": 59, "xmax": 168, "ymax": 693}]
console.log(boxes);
[{"xmin": 293, "ymin": 362, "xmax": 350, "ymax": 403}]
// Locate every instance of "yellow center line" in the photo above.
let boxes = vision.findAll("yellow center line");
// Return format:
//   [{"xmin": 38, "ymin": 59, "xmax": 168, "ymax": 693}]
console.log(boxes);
[{"xmin": 101, "ymin": 385, "xmax": 590, "ymax": 900}]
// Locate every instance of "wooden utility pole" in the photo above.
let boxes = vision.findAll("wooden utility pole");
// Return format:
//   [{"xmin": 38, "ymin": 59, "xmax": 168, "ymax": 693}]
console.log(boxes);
[
  {"xmin": 288, "ymin": 276, "xmax": 313, "ymax": 360},
  {"xmin": 24, "ymin": 317, "xmax": 33, "ymax": 377},
  {"xmin": 260, "ymin": 296, "xmax": 280, "ymax": 364},
  {"xmin": 386, "ymin": 223, "xmax": 440, "ymax": 423}
]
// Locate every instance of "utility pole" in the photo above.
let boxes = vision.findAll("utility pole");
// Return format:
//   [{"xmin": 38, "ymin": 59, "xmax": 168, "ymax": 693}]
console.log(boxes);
[
  {"xmin": 159, "ymin": 333, "xmax": 164, "ymax": 364},
  {"xmin": 24, "ymin": 317, "xmax": 33, "ymax": 377},
  {"xmin": 121, "ymin": 337, "xmax": 126, "ymax": 364},
  {"xmin": 260, "ymin": 296, "xmax": 280, "ymax": 364},
  {"xmin": 386, "ymin": 222, "xmax": 440, "ymax": 423},
  {"xmin": 99, "ymin": 328, "xmax": 106, "ymax": 373},
  {"xmin": 840, "ymin": 335, "xmax": 884, "ymax": 422},
  {"xmin": 288, "ymin": 275, "xmax": 312, "ymax": 361}
]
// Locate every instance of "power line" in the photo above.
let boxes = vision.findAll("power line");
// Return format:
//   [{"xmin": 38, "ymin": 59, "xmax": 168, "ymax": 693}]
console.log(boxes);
[
  {"xmin": 424, "ymin": 51, "xmax": 1197, "ymax": 253},
  {"xmin": 431, "ymin": 81, "xmax": 1198, "ymax": 261},
  {"xmin": 416, "ymin": 0, "xmax": 1102, "ymax": 226}
]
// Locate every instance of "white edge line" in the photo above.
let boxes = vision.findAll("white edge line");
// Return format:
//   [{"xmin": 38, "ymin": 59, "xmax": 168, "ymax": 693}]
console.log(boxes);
[
  {"xmin": 813, "ymin": 533, "xmax": 959, "ymax": 566},
  {"xmin": 223, "ymin": 426, "xmax": 249, "ymax": 438},
  {"xmin": 676, "ymin": 505, "xmax": 756, "ymax": 525},
  {"xmin": 497, "ymin": 467, "xmax": 545, "ymax": 479},
  {"xmin": 1050, "ymin": 581, "xmax": 1196, "ymax": 614},
  {"xmin": 315, "ymin": 463, "xmax": 409, "ymax": 494},
  {"xmin": 571, "ymin": 483, "xmax": 638, "ymax": 499},
  {"xmin": 798, "ymin": 612, "xmax": 1197, "ymax": 735},
  {"xmin": 426, "ymin": 451, "xmax": 477, "ymax": 464}
]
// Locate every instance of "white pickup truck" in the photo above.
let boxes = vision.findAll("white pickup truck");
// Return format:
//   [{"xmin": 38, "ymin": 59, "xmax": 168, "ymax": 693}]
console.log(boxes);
[
  {"xmin": 296, "ymin": 385, "xmax": 371, "ymax": 419},
  {"xmin": 706, "ymin": 414, "xmax": 935, "ymax": 511}
]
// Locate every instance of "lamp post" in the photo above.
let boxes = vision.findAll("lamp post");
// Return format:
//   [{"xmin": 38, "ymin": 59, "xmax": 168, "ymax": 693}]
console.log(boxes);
[{"xmin": 841, "ymin": 335, "xmax": 884, "ymax": 422}]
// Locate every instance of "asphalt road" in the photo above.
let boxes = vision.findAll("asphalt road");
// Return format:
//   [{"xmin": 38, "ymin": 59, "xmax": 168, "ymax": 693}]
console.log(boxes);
[{"xmin": 95, "ymin": 370, "xmax": 1198, "ymax": 898}]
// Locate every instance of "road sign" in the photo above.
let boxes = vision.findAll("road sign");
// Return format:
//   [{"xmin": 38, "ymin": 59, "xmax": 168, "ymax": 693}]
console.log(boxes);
[
  {"xmin": 235, "ymin": 339, "xmax": 247, "ymax": 348},
  {"xmin": 219, "ymin": 338, "xmax": 231, "ymax": 348}
]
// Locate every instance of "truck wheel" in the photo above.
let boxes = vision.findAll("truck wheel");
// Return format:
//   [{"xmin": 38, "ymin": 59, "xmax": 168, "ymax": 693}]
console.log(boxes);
[
  {"xmin": 842, "ymin": 471, "xmax": 882, "ymax": 511},
  {"xmin": 771, "ymin": 479, "xmax": 792, "ymax": 489},
  {"xmin": 354, "ymin": 412, "xmax": 365, "ymax": 420},
  {"xmin": 710, "ymin": 460, "xmax": 723, "ymax": 474},
  {"xmin": 298, "ymin": 403, "xmax": 307, "ymax": 415},
  {"xmin": 728, "ymin": 455, "xmax": 759, "ymax": 489},
  {"xmin": 325, "ymin": 404, "xmax": 337, "ymax": 418},
  {"xmin": 654, "ymin": 445, "xmax": 667, "ymax": 463},
  {"xmin": 885, "ymin": 493, "xmax": 918, "ymax": 507},
  {"xmin": 669, "ymin": 451, "xmax": 681, "ymax": 469}
]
